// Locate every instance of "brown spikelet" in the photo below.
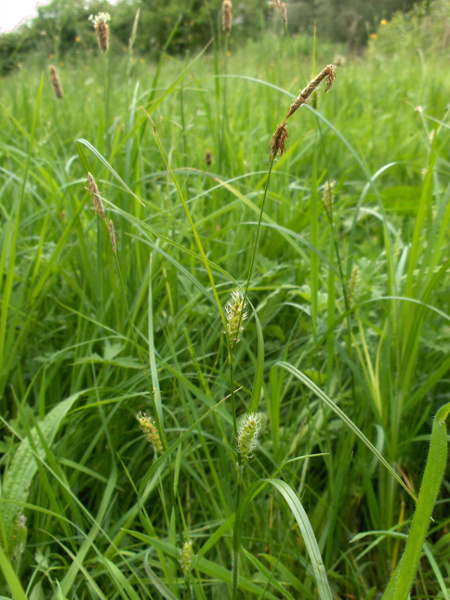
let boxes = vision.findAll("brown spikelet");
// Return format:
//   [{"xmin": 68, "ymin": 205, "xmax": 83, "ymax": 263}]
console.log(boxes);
[
  {"xmin": 108, "ymin": 219, "xmax": 116, "ymax": 252},
  {"xmin": 49, "ymin": 65, "xmax": 63, "ymax": 99},
  {"xmin": 279, "ymin": 2, "xmax": 287, "ymax": 25},
  {"xmin": 96, "ymin": 21, "xmax": 109, "ymax": 51},
  {"xmin": 285, "ymin": 64, "xmax": 336, "ymax": 120},
  {"xmin": 269, "ymin": 123, "xmax": 289, "ymax": 160},
  {"xmin": 222, "ymin": 0, "xmax": 232, "ymax": 32},
  {"xmin": 87, "ymin": 173, "xmax": 106, "ymax": 222},
  {"xmin": 204, "ymin": 150, "xmax": 213, "ymax": 166}
]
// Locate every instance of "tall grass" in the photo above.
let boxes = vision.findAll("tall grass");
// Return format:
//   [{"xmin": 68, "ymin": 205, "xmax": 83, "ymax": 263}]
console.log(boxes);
[{"xmin": 0, "ymin": 13, "xmax": 449, "ymax": 599}]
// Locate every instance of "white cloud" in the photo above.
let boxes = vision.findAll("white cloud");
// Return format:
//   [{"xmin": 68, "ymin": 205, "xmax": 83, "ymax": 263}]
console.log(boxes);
[{"xmin": 0, "ymin": 0, "xmax": 119, "ymax": 34}]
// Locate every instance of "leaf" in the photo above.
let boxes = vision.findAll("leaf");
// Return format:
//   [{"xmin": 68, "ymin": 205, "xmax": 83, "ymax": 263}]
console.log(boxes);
[{"xmin": 0, "ymin": 393, "xmax": 82, "ymax": 555}]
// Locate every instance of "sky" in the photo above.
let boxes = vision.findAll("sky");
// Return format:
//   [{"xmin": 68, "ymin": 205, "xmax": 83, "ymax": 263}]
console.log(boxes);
[{"xmin": 0, "ymin": 0, "xmax": 117, "ymax": 34}]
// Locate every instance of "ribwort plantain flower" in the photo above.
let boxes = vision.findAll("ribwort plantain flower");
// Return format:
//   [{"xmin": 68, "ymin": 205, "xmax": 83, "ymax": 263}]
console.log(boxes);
[
  {"xmin": 225, "ymin": 290, "xmax": 248, "ymax": 346},
  {"xmin": 237, "ymin": 412, "xmax": 262, "ymax": 465},
  {"xmin": 89, "ymin": 12, "xmax": 111, "ymax": 51},
  {"xmin": 136, "ymin": 411, "xmax": 163, "ymax": 453},
  {"xmin": 222, "ymin": 0, "xmax": 232, "ymax": 32},
  {"xmin": 49, "ymin": 65, "xmax": 63, "ymax": 99}
]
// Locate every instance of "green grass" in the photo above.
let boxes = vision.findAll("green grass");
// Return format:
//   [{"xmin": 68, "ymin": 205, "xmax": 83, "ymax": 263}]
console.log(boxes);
[{"xmin": 0, "ymin": 20, "xmax": 449, "ymax": 600}]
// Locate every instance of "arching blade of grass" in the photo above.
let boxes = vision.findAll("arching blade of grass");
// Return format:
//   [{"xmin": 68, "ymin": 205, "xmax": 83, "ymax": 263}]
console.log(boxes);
[
  {"xmin": 276, "ymin": 362, "xmax": 417, "ymax": 502},
  {"xmin": 233, "ymin": 478, "xmax": 332, "ymax": 600},
  {"xmin": 382, "ymin": 402, "xmax": 450, "ymax": 600}
]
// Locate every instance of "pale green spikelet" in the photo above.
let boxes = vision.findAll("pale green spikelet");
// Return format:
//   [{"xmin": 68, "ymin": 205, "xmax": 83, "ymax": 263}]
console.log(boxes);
[
  {"xmin": 225, "ymin": 290, "xmax": 248, "ymax": 346},
  {"xmin": 180, "ymin": 540, "xmax": 193, "ymax": 576},
  {"xmin": 348, "ymin": 265, "xmax": 360, "ymax": 308},
  {"xmin": 136, "ymin": 411, "xmax": 163, "ymax": 453},
  {"xmin": 237, "ymin": 412, "xmax": 262, "ymax": 465},
  {"xmin": 322, "ymin": 180, "xmax": 336, "ymax": 216}
]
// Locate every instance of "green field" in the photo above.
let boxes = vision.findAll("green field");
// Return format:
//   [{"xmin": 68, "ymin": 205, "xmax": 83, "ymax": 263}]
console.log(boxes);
[{"xmin": 1, "ymin": 10, "xmax": 450, "ymax": 599}]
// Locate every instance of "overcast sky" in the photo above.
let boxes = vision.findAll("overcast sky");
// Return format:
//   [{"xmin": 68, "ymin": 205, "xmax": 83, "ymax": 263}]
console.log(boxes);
[{"xmin": 0, "ymin": 0, "xmax": 118, "ymax": 33}]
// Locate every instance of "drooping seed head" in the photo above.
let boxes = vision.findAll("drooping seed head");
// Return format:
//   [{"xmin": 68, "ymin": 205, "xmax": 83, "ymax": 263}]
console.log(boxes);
[
  {"xmin": 237, "ymin": 412, "xmax": 262, "ymax": 465},
  {"xmin": 136, "ymin": 411, "xmax": 163, "ymax": 452},
  {"xmin": 222, "ymin": 0, "xmax": 232, "ymax": 32},
  {"xmin": 49, "ymin": 65, "xmax": 63, "ymax": 99},
  {"xmin": 87, "ymin": 173, "xmax": 106, "ymax": 222},
  {"xmin": 285, "ymin": 64, "xmax": 336, "ymax": 120},
  {"xmin": 225, "ymin": 290, "xmax": 248, "ymax": 346},
  {"xmin": 269, "ymin": 122, "xmax": 289, "ymax": 160}
]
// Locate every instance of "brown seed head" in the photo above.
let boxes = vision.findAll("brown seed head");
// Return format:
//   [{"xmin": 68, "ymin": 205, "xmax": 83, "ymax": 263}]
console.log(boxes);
[
  {"xmin": 279, "ymin": 2, "xmax": 287, "ymax": 25},
  {"xmin": 87, "ymin": 172, "xmax": 106, "ymax": 222},
  {"xmin": 269, "ymin": 123, "xmax": 289, "ymax": 160},
  {"xmin": 108, "ymin": 219, "xmax": 116, "ymax": 252},
  {"xmin": 285, "ymin": 64, "xmax": 336, "ymax": 120},
  {"xmin": 96, "ymin": 21, "xmax": 109, "ymax": 51},
  {"xmin": 222, "ymin": 0, "xmax": 232, "ymax": 32},
  {"xmin": 89, "ymin": 13, "xmax": 111, "ymax": 51},
  {"xmin": 204, "ymin": 150, "xmax": 213, "ymax": 166},
  {"xmin": 49, "ymin": 65, "xmax": 63, "ymax": 99}
]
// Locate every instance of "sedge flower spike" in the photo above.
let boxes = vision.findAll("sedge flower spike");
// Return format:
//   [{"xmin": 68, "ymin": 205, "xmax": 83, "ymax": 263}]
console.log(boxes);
[
  {"xmin": 237, "ymin": 412, "xmax": 262, "ymax": 465},
  {"xmin": 225, "ymin": 291, "xmax": 248, "ymax": 346},
  {"xmin": 269, "ymin": 64, "xmax": 336, "ymax": 159},
  {"xmin": 136, "ymin": 411, "xmax": 163, "ymax": 452},
  {"xmin": 180, "ymin": 541, "xmax": 193, "ymax": 576}
]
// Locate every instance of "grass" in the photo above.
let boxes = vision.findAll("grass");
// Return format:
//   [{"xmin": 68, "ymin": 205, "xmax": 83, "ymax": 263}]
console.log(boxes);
[{"xmin": 0, "ymin": 17, "xmax": 450, "ymax": 600}]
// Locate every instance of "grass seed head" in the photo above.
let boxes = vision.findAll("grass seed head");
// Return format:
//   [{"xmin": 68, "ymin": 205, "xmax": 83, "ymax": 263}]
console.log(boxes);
[
  {"xmin": 204, "ymin": 149, "xmax": 213, "ymax": 166},
  {"xmin": 225, "ymin": 290, "xmax": 248, "ymax": 346},
  {"xmin": 285, "ymin": 64, "xmax": 336, "ymax": 120},
  {"xmin": 237, "ymin": 412, "xmax": 262, "ymax": 465},
  {"xmin": 348, "ymin": 265, "xmax": 361, "ymax": 308},
  {"xmin": 108, "ymin": 219, "xmax": 116, "ymax": 253},
  {"xmin": 269, "ymin": 122, "xmax": 289, "ymax": 160},
  {"xmin": 323, "ymin": 180, "xmax": 336, "ymax": 216},
  {"xmin": 49, "ymin": 65, "xmax": 63, "ymax": 99},
  {"xmin": 279, "ymin": 2, "xmax": 287, "ymax": 25},
  {"xmin": 136, "ymin": 411, "xmax": 163, "ymax": 452},
  {"xmin": 222, "ymin": 0, "xmax": 232, "ymax": 32},
  {"xmin": 87, "ymin": 173, "xmax": 106, "ymax": 222},
  {"xmin": 180, "ymin": 541, "xmax": 193, "ymax": 576}
]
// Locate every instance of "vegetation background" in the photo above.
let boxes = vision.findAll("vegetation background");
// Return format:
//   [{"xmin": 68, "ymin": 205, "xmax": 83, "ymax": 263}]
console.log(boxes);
[{"xmin": 0, "ymin": 0, "xmax": 449, "ymax": 598}]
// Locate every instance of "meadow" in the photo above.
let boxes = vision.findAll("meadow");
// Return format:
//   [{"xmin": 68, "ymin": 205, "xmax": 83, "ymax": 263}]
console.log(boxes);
[{"xmin": 0, "ymin": 9, "xmax": 450, "ymax": 599}]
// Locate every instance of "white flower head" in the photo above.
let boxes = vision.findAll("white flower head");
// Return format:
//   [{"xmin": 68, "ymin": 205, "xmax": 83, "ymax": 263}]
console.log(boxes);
[{"xmin": 88, "ymin": 12, "xmax": 111, "ymax": 27}]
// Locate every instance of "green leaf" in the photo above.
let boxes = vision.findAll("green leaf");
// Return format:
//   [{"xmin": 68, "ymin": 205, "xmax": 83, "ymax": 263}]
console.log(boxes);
[
  {"xmin": 0, "ymin": 393, "xmax": 82, "ymax": 555},
  {"xmin": 382, "ymin": 403, "xmax": 450, "ymax": 600}
]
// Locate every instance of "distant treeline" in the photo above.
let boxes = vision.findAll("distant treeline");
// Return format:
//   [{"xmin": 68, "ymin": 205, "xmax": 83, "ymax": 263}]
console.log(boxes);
[{"xmin": 0, "ymin": 0, "xmax": 429, "ymax": 74}]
